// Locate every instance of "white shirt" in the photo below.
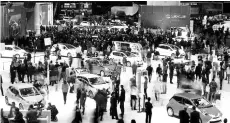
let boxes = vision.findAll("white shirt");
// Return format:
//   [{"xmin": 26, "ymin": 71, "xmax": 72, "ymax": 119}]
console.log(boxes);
[{"xmin": 131, "ymin": 86, "xmax": 138, "ymax": 96}]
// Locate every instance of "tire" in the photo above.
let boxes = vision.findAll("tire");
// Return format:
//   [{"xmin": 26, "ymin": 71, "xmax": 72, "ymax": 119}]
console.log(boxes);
[
  {"xmin": 19, "ymin": 103, "xmax": 24, "ymax": 110},
  {"xmin": 127, "ymin": 61, "xmax": 131, "ymax": 67},
  {"xmin": 167, "ymin": 107, "xmax": 174, "ymax": 117},
  {"xmin": 88, "ymin": 91, "xmax": 93, "ymax": 98},
  {"xmin": 15, "ymin": 54, "xmax": 20, "ymax": 59},
  {"xmin": 67, "ymin": 53, "xmax": 71, "ymax": 57},
  {"xmin": 100, "ymin": 70, "xmax": 105, "ymax": 77},
  {"xmin": 5, "ymin": 96, "xmax": 9, "ymax": 105}
]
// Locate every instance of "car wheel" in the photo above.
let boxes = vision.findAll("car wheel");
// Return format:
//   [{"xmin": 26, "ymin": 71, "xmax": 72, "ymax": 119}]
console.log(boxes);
[
  {"xmin": 127, "ymin": 61, "xmax": 131, "ymax": 67},
  {"xmin": 100, "ymin": 70, "xmax": 105, "ymax": 77},
  {"xmin": 5, "ymin": 96, "xmax": 9, "ymax": 105},
  {"xmin": 67, "ymin": 53, "xmax": 71, "ymax": 57},
  {"xmin": 19, "ymin": 103, "xmax": 24, "ymax": 110},
  {"xmin": 88, "ymin": 91, "xmax": 93, "ymax": 98},
  {"xmin": 167, "ymin": 107, "xmax": 174, "ymax": 117},
  {"xmin": 15, "ymin": 54, "xmax": 20, "ymax": 59}
]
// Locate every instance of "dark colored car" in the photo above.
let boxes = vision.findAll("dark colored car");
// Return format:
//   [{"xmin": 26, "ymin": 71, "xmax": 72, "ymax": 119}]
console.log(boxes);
[{"xmin": 167, "ymin": 93, "xmax": 222, "ymax": 123}]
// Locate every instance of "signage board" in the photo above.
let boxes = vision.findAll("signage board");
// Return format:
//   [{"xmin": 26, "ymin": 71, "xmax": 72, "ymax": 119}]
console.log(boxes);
[{"xmin": 44, "ymin": 38, "xmax": 51, "ymax": 46}]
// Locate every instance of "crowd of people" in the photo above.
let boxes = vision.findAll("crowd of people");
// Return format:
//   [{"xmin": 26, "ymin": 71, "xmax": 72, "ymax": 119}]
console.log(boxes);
[{"xmin": 1, "ymin": 14, "xmax": 230, "ymax": 123}]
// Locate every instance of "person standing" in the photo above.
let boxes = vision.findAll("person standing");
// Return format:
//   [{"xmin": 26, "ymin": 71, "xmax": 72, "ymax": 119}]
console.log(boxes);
[
  {"xmin": 144, "ymin": 77, "xmax": 148, "ymax": 99},
  {"xmin": 190, "ymin": 106, "xmax": 201, "ymax": 123},
  {"xmin": 76, "ymin": 87, "xmax": 81, "ymax": 107},
  {"xmin": 209, "ymin": 79, "xmax": 218, "ymax": 103},
  {"xmin": 145, "ymin": 97, "xmax": 153, "ymax": 123},
  {"xmin": 80, "ymin": 88, "xmax": 86, "ymax": 115},
  {"xmin": 146, "ymin": 65, "xmax": 153, "ymax": 82},
  {"xmin": 14, "ymin": 108, "xmax": 25, "ymax": 123},
  {"xmin": 62, "ymin": 81, "xmax": 69, "ymax": 104},
  {"xmin": 132, "ymin": 62, "xmax": 138, "ymax": 76},
  {"xmin": 110, "ymin": 92, "xmax": 118, "ymax": 120},
  {"xmin": 130, "ymin": 85, "xmax": 138, "ymax": 110},
  {"xmin": 122, "ymin": 56, "xmax": 127, "ymax": 72},
  {"xmin": 169, "ymin": 62, "xmax": 174, "ymax": 84},
  {"xmin": 72, "ymin": 106, "xmax": 82, "ymax": 123},
  {"xmin": 69, "ymin": 54, "xmax": 73, "ymax": 67},
  {"xmin": 146, "ymin": 49, "xmax": 152, "ymax": 65},
  {"xmin": 195, "ymin": 63, "xmax": 202, "ymax": 80},
  {"xmin": 27, "ymin": 62, "xmax": 34, "ymax": 83},
  {"xmin": 226, "ymin": 64, "xmax": 230, "ymax": 84},
  {"xmin": 119, "ymin": 85, "xmax": 125, "ymax": 116},
  {"xmin": 0, "ymin": 74, "xmax": 4, "ymax": 96},
  {"xmin": 156, "ymin": 64, "xmax": 162, "ymax": 78},
  {"xmin": 10, "ymin": 62, "xmax": 17, "ymax": 84},
  {"xmin": 201, "ymin": 70, "xmax": 208, "ymax": 97},
  {"xmin": 218, "ymin": 67, "xmax": 224, "ymax": 90},
  {"xmin": 162, "ymin": 63, "xmax": 168, "ymax": 94},
  {"xmin": 179, "ymin": 107, "xmax": 190, "ymax": 123}
]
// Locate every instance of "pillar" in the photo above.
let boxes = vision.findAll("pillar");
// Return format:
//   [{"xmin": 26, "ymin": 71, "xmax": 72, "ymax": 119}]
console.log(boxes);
[{"xmin": 34, "ymin": 3, "xmax": 40, "ymax": 35}]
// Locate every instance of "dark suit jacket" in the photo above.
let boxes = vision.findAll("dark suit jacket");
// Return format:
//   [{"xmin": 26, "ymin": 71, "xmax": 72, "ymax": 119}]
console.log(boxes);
[
  {"xmin": 179, "ymin": 110, "xmax": 190, "ymax": 123},
  {"xmin": 190, "ymin": 110, "xmax": 201, "ymax": 123}
]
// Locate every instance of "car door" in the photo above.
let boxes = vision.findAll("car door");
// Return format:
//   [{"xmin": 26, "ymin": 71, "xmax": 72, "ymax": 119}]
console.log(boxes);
[
  {"xmin": 9, "ymin": 87, "xmax": 20, "ymax": 104},
  {"xmin": 183, "ymin": 98, "xmax": 194, "ymax": 116},
  {"xmin": 172, "ymin": 96, "xmax": 185, "ymax": 116},
  {"xmin": 157, "ymin": 45, "xmax": 167, "ymax": 56}
]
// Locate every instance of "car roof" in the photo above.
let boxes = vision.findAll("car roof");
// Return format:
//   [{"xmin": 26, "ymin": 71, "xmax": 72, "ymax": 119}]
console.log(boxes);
[
  {"xmin": 174, "ymin": 93, "xmax": 202, "ymax": 99},
  {"xmin": 11, "ymin": 83, "xmax": 34, "ymax": 89},
  {"xmin": 77, "ymin": 74, "xmax": 100, "ymax": 78}
]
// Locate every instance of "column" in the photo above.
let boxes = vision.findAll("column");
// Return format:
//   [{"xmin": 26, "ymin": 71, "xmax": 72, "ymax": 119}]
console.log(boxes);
[{"xmin": 34, "ymin": 3, "xmax": 40, "ymax": 35}]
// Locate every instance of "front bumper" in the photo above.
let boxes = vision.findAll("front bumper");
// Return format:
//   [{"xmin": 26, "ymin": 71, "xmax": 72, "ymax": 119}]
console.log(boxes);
[{"xmin": 208, "ymin": 116, "xmax": 222, "ymax": 123}]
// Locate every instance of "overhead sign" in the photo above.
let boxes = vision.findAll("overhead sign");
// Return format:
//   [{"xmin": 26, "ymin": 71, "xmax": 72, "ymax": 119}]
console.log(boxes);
[{"xmin": 44, "ymin": 38, "xmax": 51, "ymax": 46}]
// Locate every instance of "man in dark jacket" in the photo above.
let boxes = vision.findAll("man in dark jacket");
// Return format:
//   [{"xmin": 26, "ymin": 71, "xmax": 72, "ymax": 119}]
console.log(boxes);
[
  {"xmin": 27, "ymin": 63, "xmax": 34, "ymax": 83},
  {"xmin": 132, "ymin": 62, "xmax": 138, "ymax": 76},
  {"xmin": 145, "ymin": 97, "xmax": 153, "ymax": 123},
  {"xmin": 18, "ymin": 62, "xmax": 26, "ymax": 83},
  {"xmin": 169, "ymin": 62, "xmax": 174, "ymax": 84},
  {"xmin": 195, "ymin": 64, "xmax": 202, "ymax": 80},
  {"xmin": 110, "ymin": 92, "xmax": 118, "ymax": 120},
  {"xmin": 179, "ymin": 107, "xmax": 190, "ymax": 123},
  {"xmin": 146, "ymin": 65, "xmax": 153, "ymax": 82},
  {"xmin": 190, "ymin": 106, "xmax": 201, "ymax": 123},
  {"xmin": 119, "ymin": 85, "xmax": 125, "ymax": 116}
]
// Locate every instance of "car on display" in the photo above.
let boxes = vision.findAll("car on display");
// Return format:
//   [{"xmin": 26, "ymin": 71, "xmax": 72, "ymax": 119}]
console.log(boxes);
[
  {"xmin": 166, "ymin": 93, "xmax": 222, "ymax": 123},
  {"xmin": 68, "ymin": 68, "xmax": 90, "ymax": 77},
  {"xmin": 155, "ymin": 44, "xmax": 185, "ymax": 57},
  {"xmin": 212, "ymin": 21, "xmax": 230, "ymax": 31},
  {"xmin": 80, "ymin": 21, "xmax": 90, "ymax": 26},
  {"xmin": 109, "ymin": 51, "xmax": 143, "ymax": 67},
  {"xmin": 62, "ymin": 16, "xmax": 73, "ymax": 21},
  {"xmin": 50, "ymin": 43, "xmax": 77, "ymax": 57},
  {"xmin": 5, "ymin": 84, "xmax": 46, "ymax": 110},
  {"xmin": 85, "ymin": 57, "xmax": 117, "ymax": 77},
  {"xmin": 76, "ymin": 74, "xmax": 110, "ymax": 98},
  {"xmin": 0, "ymin": 45, "xmax": 27, "ymax": 58}
]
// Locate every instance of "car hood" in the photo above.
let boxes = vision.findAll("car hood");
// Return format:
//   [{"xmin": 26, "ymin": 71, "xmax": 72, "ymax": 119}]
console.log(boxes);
[
  {"xmin": 23, "ymin": 95, "xmax": 43, "ymax": 103},
  {"xmin": 200, "ymin": 106, "xmax": 221, "ymax": 117}
]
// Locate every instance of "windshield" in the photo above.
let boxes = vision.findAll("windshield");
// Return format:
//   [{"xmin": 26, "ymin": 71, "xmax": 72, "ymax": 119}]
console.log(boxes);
[
  {"xmin": 19, "ymin": 87, "xmax": 40, "ymax": 97},
  {"xmin": 65, "ymin": 44, "xmax": 75, "ymax": 49},
  {"xmin": 14, "ymin": 46, "xmax": 21, "ymax": 50},
  {"xmin": 124, "ymin": 52, "xmax": 135, "ymax": 57},
  {"xmin": 89, "ymin": 77, "xmax": 106, "ymax": 85},
  {"xmin": 191, "ymin": 98, "xmax": 211, "ymax": 108}
]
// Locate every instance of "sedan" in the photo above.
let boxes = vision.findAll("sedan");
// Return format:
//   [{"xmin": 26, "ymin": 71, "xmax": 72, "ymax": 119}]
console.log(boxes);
[
  {"xmin": 155, "ymin": 44, "xmax": 185, "ymax": 57},
  {"xmin": 0, "ymin": 45, "xmax": 27, "ymax": 58},
  {"xmin": 166, "ymin": 93, "xmax": 222, "ymax": 123},
  {"xmin": 50, "ymin": 43, "xmax": 78, "ymax": 57},
  {"xmin": 5, "ymin": 83, "xmax": 46, "ymax": 110},
  {"xmin": 85, "ymin": 57, "xmax": 117, "ymax": 77}
]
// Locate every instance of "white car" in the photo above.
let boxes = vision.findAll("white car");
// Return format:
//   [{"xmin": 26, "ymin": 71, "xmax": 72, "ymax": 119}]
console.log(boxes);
[
  {"xmin": 0, "ymin": 45, "xmax": 27, "ymax": 58},
  {"xmin": 76, "ymin": 74, "xmax": 110, "ymax": 98},
  {"xmin": 80, "ymin": 21, "xmax": 90, "ymax": 26},
  {"xmin": 51, "ymin": 43, "xmax": 77, "ymax": 57},
  {"xmin": 5, "ymin": 84, "xmax": 46, "ymax": 110},
  {"xmin": 109, "ymin": 51, "xmax": 143, "ymax": 66},
  {"xmin": 155, "ymin": 44, "xmax": 185, "ymax": 57},
  {"xmin": 212, "ymin": 21, "xmax": 230, "ymax": 31}
]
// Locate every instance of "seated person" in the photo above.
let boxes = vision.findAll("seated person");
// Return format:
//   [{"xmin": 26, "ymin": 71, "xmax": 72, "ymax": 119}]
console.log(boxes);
[
  {"xmin": 13, "ymin": 108, "xmax": 25, "ymax": 123},
  {"xmin": 47, "ymin": 103, "xmax": 58, "ymax": 121},
  {"xmin": 25, "ymin": 105, "xmax": 39, "ymax": 123}
]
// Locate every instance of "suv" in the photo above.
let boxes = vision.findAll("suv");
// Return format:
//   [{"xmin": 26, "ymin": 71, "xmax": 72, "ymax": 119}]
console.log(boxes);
[{"xmin": 109, "ymin": 51, "xmax": 143, "ymax": 66}]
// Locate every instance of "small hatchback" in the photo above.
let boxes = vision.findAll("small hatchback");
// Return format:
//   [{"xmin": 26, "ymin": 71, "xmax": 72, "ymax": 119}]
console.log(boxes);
[
  {"xmin": 5, "ymin": 84, "xmax": 46, "ymax": 110},
  {"xmin": 166, "ymin": 93, "xmax": 222, "ymax": 123}
]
